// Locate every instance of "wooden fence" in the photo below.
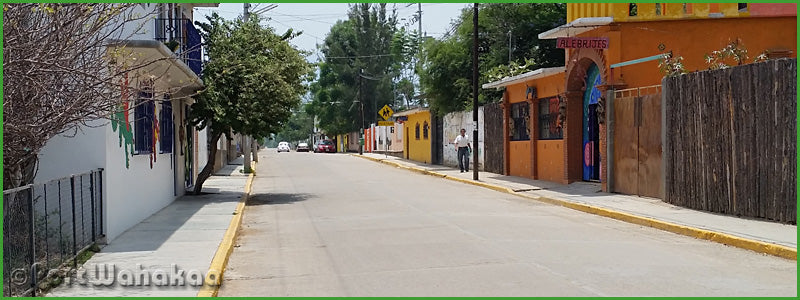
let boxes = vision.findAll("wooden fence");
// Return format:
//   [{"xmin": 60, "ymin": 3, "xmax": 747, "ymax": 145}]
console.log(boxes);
[
  {"xmin": 484, "ymin": 102, "xmax": 504, "ymax": 174},
  {"xmin": 663, "ymin": 58, "xmax": 796, "ymax": 223}
]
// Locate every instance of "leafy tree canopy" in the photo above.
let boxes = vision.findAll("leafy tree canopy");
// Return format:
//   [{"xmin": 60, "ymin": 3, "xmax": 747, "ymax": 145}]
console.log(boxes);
[
  {"xmin": 190, "ymin": 13, "xmax": 312, "ymax": 193},
  {"xmin": 418, "ymin": 3, "xmax": 566, "ymax": 115},
  {"xmin": 307, "ymin": 4, "xmax": 411, "ymax": 136}
]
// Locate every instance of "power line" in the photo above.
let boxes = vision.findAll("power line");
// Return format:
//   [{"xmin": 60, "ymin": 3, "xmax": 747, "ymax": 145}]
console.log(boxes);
[
  {"xmin": 325, "ymin": 53, "xmax": 395, "ymax": 59},
  {"xmin": 269, "ymin": 11, "xmax": 336, "ymax": 25}
]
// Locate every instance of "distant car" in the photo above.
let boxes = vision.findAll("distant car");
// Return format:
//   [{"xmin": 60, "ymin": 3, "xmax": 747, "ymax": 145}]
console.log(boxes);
[
  {"xmin": 315, "ymin": 140, "xmax": 336, "ymax": 153},
  {"xmin": 277, "ymin": 142, "xmax": 290, "ymax": 153},
  {"xmin": 296, "ymin": 142, "xmax": 310, "ymax": 152}
]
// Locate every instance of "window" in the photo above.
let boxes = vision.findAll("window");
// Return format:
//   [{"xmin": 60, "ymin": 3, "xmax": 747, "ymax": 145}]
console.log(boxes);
[
  {"xmin": 655, "ymin": 3, "xmax": 661, "ymax": 15},
  {"xmin": 423, "ymin": 121, "xmax": 429, "ymax": 140},
  {"xmin": 159, "ymin": 96, "xmax": 174, "ymax": 153},
  {"xmin": 510, "ymin": 102, "xmax": 529, "ymax": 141},
  {"xmin": 539, "ymin": 97, "xmax": 563, "ymax": 140},
  {"xmin": 629, "ymin": 3, "xmax": 638, "ymax": 16},
  {"xmin": 134, "ymin": 90, "xmax": 155, "ymax": 154},
  {"xmin": 415, "ymin": 122, "xmax": 420, "ymax": 140},
  {"xmin": 738, "ymin": 3, "xmax": 748, "ymax": 12}
]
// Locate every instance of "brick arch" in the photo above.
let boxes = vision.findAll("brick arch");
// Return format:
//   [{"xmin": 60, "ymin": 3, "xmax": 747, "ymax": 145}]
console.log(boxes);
[
  {"xmin": 565, "ymin": 48, "xmax": 608, "ymax": 93},
  {"xmin": 560, "ymin": 48, "xmax": 608, "ymax": 185}
]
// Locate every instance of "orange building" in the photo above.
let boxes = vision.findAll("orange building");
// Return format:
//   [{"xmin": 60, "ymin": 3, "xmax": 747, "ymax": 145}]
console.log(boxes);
[{"xmin": 484, "ymin": 3, "xmax": 796, "ymax": 197}]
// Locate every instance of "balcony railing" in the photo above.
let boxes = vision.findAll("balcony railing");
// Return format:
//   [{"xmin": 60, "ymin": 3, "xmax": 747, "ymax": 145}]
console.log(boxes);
[{"xmin": 155, "ymin": 18, "xmax": 203, "ymax": 77}]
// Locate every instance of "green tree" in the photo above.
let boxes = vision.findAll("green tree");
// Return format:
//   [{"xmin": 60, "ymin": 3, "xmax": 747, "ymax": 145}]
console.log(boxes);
[
  {"xmin": 418, "ymin": 3, "xmax": 566, "ymax": 115},
  {"xmin": 308, "ymin": 4, "xmax": 401, "ymax": 135},
  {"xmin": 190, "ymin": 13, "xmax": 312, "ymax": 194}
]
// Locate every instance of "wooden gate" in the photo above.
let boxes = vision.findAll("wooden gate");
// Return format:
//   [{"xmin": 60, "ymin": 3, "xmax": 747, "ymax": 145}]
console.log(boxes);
[
  {"xmin": 484, "ymin": 102, "xmax": 504, "ymax": 174},
  {"xmin": 612, "ymin": 86, "xmax": 663, "ymax": 198}
]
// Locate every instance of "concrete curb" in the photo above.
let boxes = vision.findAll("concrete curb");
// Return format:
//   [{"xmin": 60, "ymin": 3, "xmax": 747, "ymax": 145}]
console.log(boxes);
[
  {"xmin": 352, "ymin": 154, "xmax": 797, "ymax": 261},
  {"xmin": 197, "ymin": 169, "xmax": 256, "ymax": 297}
]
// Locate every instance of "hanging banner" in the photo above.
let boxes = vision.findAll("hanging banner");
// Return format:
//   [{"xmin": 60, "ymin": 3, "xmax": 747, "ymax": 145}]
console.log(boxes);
[{"xmin": 556, "ymin": 37, "xmax": 609, "ymax": 49}]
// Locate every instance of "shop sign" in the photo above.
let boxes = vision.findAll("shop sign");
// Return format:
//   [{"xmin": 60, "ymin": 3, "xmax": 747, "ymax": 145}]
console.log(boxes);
[{"xmin": 556, "ymin": 37, "xmax": 609, "ymax": 49}]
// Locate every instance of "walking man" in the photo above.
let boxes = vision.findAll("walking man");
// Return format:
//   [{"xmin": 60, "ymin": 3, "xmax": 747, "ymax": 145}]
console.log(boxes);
[{"xmin": 453, "ymin": 128, "xmax": 471, "ymax": 173}]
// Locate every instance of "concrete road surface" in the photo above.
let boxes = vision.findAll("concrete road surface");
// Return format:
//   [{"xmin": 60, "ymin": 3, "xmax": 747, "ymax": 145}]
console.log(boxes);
[{"xmin": 218, "ymin": 150, "xmax": 796, "ymax": 297}]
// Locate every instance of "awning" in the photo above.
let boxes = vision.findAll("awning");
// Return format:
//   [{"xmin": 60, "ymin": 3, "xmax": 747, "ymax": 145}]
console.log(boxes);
[
  {"xmin": 106, "ymin": 39, "xmax": 203, "ymax": 92},
  {"xmin": 538, "ymin": 17, "xmax": 613, "ymax": 40},
  {"xmin": 482, "ymin": 67, "xmax": 566, "ymax": 89}
]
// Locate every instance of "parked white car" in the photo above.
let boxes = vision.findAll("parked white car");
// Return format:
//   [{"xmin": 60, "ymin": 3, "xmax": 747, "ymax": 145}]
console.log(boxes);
[{"xmin": 277, "ymin": 141, "xmax": 290, "ymax": 153}]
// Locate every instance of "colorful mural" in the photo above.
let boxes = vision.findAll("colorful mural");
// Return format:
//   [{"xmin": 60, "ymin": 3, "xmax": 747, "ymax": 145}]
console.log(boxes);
[
  {"xmin": 582, "ymin": 64, "xmax": 602, "ymax": 181},
  {"xmin": 111, "ymin": 75, "xmax": 135, "ymax": 168}
]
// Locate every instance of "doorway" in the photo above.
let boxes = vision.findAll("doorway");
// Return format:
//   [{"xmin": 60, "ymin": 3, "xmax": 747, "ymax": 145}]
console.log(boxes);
[{"xmin": 583, "ymin": 64, "xmax": 602, "ymax": 181}]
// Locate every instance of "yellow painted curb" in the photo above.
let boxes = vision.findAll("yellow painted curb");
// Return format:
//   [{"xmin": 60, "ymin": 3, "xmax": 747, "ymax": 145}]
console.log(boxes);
[
  {"xmin": 352, "ymin": 154, "xmax": 797, "ymax": 261},
  {"xmin": 197, "ymin": 167, "xmax": 256, "ymax": 297},
  {"xmin": 528, "ymin": 195, "xmax": 797, "ymax": 261}
]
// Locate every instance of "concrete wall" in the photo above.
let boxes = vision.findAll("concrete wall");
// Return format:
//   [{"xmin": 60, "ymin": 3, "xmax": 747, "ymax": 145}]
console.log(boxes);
[
  {"xmin": 35, "ymin": 120, "xmax": 108, "ymax": 184},
  {"xmin": 391, "ymin": 123, "xmax": 403, "ymax": 152},
  {"xmin": 442, "ymin": 108, "xmax": 485, "ymax": 171}
]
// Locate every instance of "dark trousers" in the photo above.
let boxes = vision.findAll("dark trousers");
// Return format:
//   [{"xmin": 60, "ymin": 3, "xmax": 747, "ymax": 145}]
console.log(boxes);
[{"xmin": 458, "ymin": 147, "xmax": 470, "ymax": 171}]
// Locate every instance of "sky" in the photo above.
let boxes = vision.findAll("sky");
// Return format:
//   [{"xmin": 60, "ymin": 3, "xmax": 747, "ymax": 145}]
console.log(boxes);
[{"xmin": 194, "ymin": 3, "xmax": 470, "ymax": 62}]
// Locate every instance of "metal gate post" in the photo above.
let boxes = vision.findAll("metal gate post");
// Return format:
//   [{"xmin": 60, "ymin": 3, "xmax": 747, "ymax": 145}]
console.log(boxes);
[
  {"xmin": 70, "ymin": 176, "xmax": 77, "ymax": 269},
  {"xmin": 27, "ymin": 188, "xmax": 37, "ymax": 296},
  {"xmin": 606, "ymin": 89, "xmax": 615, "ymax": 193},
  {"xmin": 90, "ymin": 173, "xmax": 96, "ymax": 242}
]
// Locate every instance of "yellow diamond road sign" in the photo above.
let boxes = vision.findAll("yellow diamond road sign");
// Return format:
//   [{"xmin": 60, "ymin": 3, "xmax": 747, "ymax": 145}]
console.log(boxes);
[{"xmin": 378, "ymin": 105, "xmax": 394, "ymax": 121}]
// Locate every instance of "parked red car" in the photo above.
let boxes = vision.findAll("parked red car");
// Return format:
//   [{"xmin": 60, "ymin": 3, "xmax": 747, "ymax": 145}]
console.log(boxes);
[{"xmin": 314, "ymin": 140, "xmax": 336, "ymax": 153}]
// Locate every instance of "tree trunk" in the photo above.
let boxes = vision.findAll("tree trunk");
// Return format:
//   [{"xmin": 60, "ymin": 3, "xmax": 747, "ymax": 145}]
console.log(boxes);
[
  {"xmin": 192, "ymin": 131, "xmax": 222, "ymax": 195},
  {"xmin": 252, "ymin": 139, "xmax": 259, "ymax": 163},
  {"xmin": 243, "ymin": 135, "xmax": 252, "ymax": 173}
]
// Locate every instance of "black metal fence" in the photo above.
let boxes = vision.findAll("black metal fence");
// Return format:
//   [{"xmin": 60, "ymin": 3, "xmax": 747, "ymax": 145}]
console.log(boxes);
[{"xmin": 3, "ymin": 169, "xmax": 104, "ymax": 297}]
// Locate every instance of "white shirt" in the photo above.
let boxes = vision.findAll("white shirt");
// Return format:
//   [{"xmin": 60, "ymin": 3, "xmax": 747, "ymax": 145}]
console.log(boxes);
[{"xmin": 454, "ymin": 134, "xmax": 470, "ymax": 148}]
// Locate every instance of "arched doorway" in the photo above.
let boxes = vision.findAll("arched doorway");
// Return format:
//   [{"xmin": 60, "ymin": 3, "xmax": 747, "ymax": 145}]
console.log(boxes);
[
  {"xmin": 564, "ymin": 48, "xmax": 607, "ymax": 183},
  {"xmin": 582, "ymin": 64, "xmax": 602, "ymax": 181}
]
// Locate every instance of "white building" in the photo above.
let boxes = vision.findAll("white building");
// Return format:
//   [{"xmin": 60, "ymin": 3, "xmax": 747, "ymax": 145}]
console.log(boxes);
[{"xmin": 35, "ymin": 3, "xmax": 216, "ymax": 241}]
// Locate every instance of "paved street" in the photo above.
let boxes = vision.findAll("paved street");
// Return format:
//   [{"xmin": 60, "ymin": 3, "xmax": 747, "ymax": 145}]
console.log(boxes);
[{"xmin": 219, "ymin": 150, "xmax": 796, "ymax": 297}]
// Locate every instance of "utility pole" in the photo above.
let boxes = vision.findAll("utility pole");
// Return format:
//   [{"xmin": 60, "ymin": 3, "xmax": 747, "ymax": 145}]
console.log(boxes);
[
  {"xmin": 418, "ymin": 3, "xmax": 423, "ymax": 45},
  {"xmin": 472, "ymin": 3, "xmax": 479, "ymax": 181},
  {"xmin": 508, "ymin": 30, "xmax": 512, "ymax": 63},
  {"xmin": 243, "ymin": 3, "xmax": 250, "ymax": 20},
  {"xmin": 359, "ymin": 70, "xmax": 364, "ymax": 155}
]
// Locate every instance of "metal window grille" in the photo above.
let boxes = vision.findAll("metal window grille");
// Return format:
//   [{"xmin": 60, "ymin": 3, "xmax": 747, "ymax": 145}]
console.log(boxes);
[
  {"xmin": 539, "ymin": 97, "xmax": 563, "ymax": 140},
  {"xmin": 159, "ymin": 97, "xmax": 174, "ymax": 154},
  {"xmin": 511, "ymin": 102, "xmax": 530, "ymax": 141},
  {"xmin": 134, "ymin": 92, "xmax": 155, "ymax": 154}
]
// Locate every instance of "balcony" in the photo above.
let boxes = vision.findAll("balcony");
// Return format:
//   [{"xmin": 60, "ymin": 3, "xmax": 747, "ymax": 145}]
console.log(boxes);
[{"xmin": 155, "ymin": 17, "xmax": 203, "ymax": 77}]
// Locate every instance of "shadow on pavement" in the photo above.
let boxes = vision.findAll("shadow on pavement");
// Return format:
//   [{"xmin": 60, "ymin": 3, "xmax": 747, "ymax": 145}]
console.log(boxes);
[
  {"xmin": 100, "ymin": 190, "xmax": 243, "ymax": 253},
  {"xmin": 247, "ymin": 193, "xmax": 315, "ymax": 206}
]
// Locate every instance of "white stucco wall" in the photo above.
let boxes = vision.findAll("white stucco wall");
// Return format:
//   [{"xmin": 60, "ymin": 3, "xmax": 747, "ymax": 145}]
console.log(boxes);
[
  {"xmin": 35, "ymin": 116, "xmax": 179, "ymax": 242},
  {"xmin": 103, "ymin": 123, "xmax": 177, "ymax": 241},
  {"xmin": 35, "ymin": 121, "xmax": 108, "ymax": 184},
  {"xmin": 442, "ymin": 107, "xmax": 485, "ymax": 171},
  {"xmin": 197, "ymin": 127, "xmax": 208, "ymax": 171}
]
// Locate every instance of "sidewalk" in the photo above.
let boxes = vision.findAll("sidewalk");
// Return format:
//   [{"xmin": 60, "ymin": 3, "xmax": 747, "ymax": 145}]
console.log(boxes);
[
  {"xmin": 46, "ymin": 161, "xmax": 251, "ymax": 297},
  {"xmin": 354, "ymin": 153, "xmax": 797, "ymax": 259}
]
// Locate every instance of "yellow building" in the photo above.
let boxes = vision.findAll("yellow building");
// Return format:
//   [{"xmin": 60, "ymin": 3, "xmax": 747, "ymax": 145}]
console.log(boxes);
[{"xmin": 395, "ymin": 108, "xmax": 432, "ymax": 164}]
